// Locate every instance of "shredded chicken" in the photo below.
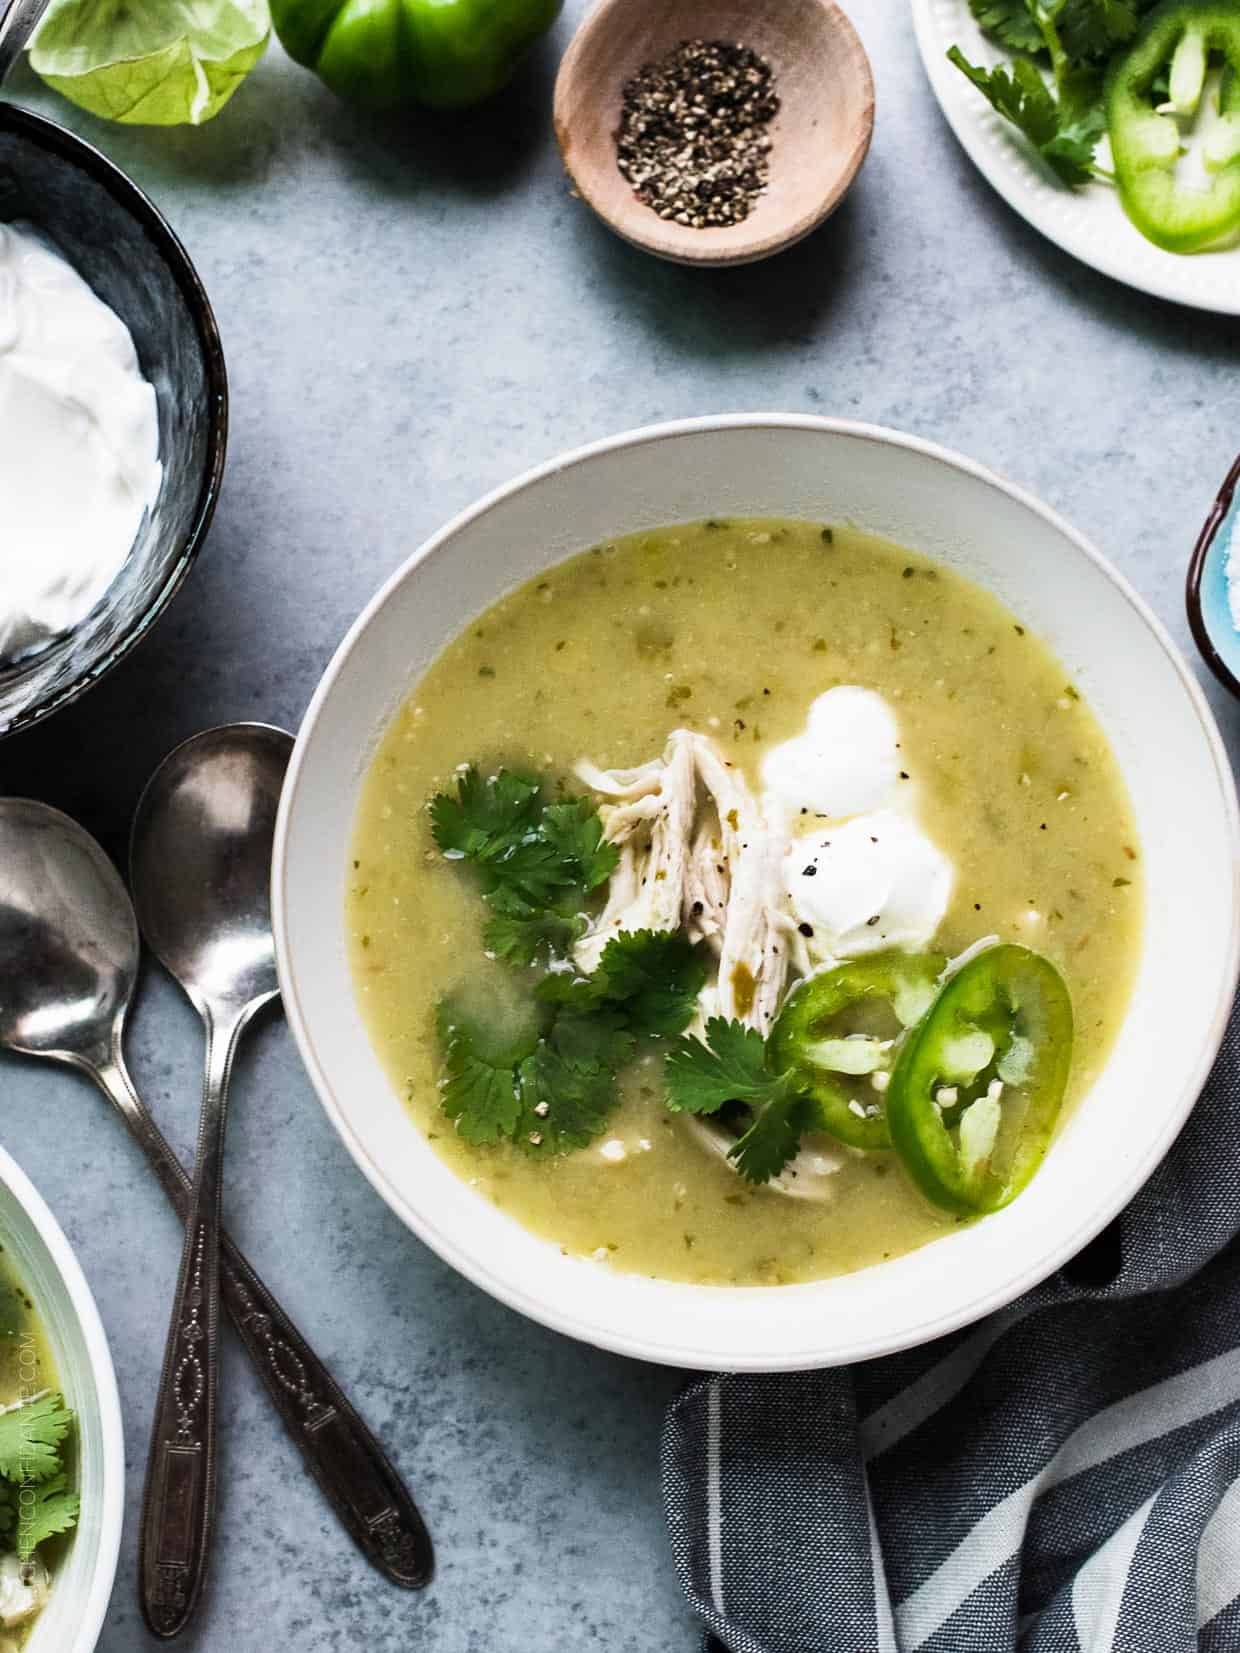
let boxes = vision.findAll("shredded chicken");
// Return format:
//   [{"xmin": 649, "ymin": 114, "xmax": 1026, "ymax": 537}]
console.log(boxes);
[
  {"xmin": 575, "ymin": 731, "xmax": 790, "ymax": 1028},
  {"xmin": 574, "ymin": 732, "xmax": 697, "ymax": 972},
  {"xmin": 575, "ymin": 730, "xmax": 839, "ymax": 1201},
  {"xmin": 0, "ymin": 1554, "xmax": 47, "ymax": 1629}
]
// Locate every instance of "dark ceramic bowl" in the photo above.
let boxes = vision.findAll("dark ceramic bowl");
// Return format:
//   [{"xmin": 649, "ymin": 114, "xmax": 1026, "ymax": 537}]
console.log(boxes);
[
  {"xmin": 1186, "ymin": 454, "xmax": 1240, "ymax": 702},
  {"xmin": 0, "ymin": 101, "xmax": 226, "ymax": 739}
]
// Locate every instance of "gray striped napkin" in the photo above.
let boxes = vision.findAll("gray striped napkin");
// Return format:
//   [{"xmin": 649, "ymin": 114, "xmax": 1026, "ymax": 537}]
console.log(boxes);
[{"xmin": 663, "ymin": 1001, "xmax": 1240, "ymax": 1652}]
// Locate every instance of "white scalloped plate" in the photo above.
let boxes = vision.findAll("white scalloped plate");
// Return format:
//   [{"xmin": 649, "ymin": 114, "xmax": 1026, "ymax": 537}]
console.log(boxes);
[{"xmin": 911, "ymin": 0, "xmax": 1240, "ymax": 314}]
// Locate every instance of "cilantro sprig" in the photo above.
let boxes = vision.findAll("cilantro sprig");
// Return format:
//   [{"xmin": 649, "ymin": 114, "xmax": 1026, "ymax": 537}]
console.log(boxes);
[
  {"xmin": 430, "ymin": 767, "xmax": 618, "ymax": 965},
  {"xmin": 431, "ymin": 764, "xmax": 821, "ymax": 1179},
  {"xmin": 951, "ymin": 0, "xmax": 1161, "ymax": 188},
  {"xmin": 947, "ymin": 47, "xmax": 1103, "ymax": 185},
  {"xmin": 665, "ymin": 1018, "xmax": 816, "ymax": 1183},
  {"xmin": 438, "ymin": 931, "xmax": 705, "ymax": 1155},
  {"xmin": 0, "ymin": 1392, "xmax": 80, "ymax": 1560}
]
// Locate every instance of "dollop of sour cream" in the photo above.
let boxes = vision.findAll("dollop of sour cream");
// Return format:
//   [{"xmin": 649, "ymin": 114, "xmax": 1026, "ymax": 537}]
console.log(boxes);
[
  {"xmin": 783, "ymin": 810, "xmax": 953, "ymax": 960},
  {"xmin": 762, "ymin": 687, "xmax": 953, "ymax": 960},
  {"xmin": 761, "ymin": 685, "xmax": 902, "ymax": 819},
  {"xmin": 0, "ymin": 223, "xmax": 161, "ymax": 662}
]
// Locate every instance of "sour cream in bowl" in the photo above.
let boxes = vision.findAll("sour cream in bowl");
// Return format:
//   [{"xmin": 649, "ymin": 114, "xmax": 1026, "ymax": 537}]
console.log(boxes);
[
  {"xmin": 0, "ymin": 223, "xmax": 162, "ymax": 663},
  {"xmin": 0, "ymin": 105, "xmax": 225, "ymax": 740}
]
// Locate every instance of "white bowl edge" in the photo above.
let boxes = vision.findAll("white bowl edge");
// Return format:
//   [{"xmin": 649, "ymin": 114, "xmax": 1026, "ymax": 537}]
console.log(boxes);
[{"xmin": 0, "ymin": 1145, "xmax": 124, "ymax": 1651}]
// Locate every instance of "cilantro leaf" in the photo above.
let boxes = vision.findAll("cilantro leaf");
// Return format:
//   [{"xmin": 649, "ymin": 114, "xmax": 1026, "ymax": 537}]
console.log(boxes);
[
  {"xmin": 949, "ymin": 47, "xmax": 1058, "ymax": 143},
  {"xmin": 947, "ymin": 49, "xmax": 1099, "ymax": 185},
  {"xmin": 533, "ymin": 968, "xmax": 602, "ymax": 1012},
  {"xmin": 1042, "ymin": 108, "xmax": 1107, "ymax": 183},
  {"xmin": 540, "ymin": 800, "xmax": 620, "ymax": 892},
  {"xmin": 1057, "ymin": 0, "xmax": 1138, "ymax": 62},
  {"xmin": 430, "ymin": 766, "xmax": 542, "ymax": 866},
  {"xmin": 538, "ymin": 931, "xmax": 707, "ymax": 1032},
  {"xmin": 483, "ymin": 890, "xmax": 586, "ymax": 967},
  {"xmin": 516, "ymin": 1044, "xmax": 620, "ymax": 1154},
  {"xmin": 550, "ymin": 1008, "xmax": 635, "ymax": 1075},
  {"xmin": 436, "ymin": 1002, "xmax": 535, "ymax": 1144},
  {"xmin": 730, "ymin": 1090, "xmax": 819, "ymax": 1185},
  {"xmin": 0, "ymin": 1394, "xmax": 74, "ymax": 1484},
  {"xmin": 431, "ymin": 768, "xmax": 616, "ymax": 966},
  {"xmin": 665, "ymin": 1018, "xmax": 784, "ymax": 1114},
  {"xmin": 436, "ymin": 986, "xmax": 633, "ymax": 1155},
  {"xmin": 665, "ymin": 1018, "xmax": 815, "ymax": 1183},
  {"xmin": 968, "ymin": 0, "xmax": 1044, "ymax": 54},
  {"xmin": 14, "ymin": 1472, "xmax": 79, "ymax": 1560},
  {"xmin": 590, "ymin": 931, "xmax": 707, "ymax": 1036}
]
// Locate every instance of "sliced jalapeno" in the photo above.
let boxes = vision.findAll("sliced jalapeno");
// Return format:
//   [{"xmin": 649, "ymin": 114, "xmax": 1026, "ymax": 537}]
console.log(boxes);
[
  {"xmin": 886, "ymin": 944, "xmax": 1073, "ymax": 1215},
  {"xmin": 769, "ymin": 952, "xmax": 946, "ymax": 1149}
]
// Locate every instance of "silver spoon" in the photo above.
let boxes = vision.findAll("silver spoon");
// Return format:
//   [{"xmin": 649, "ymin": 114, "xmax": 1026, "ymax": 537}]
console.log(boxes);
[
  {"xmin": 0, "ymin": 793, "xmax": 433, "ymax": 1607},
  {"xmin": 131, "ymin": 724, "xmax": 292, "ymax": 1635}
]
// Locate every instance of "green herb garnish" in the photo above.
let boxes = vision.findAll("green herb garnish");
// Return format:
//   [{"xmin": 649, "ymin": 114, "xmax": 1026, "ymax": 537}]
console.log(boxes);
[
  {"xmin": 950, "ymin": 0, "xmax": 1162, "ymax": 189},
  {"xmin": 0, "ymin": 1392, "xmax": 74, "ymax": 1482},
  {"xmin": 14, "ymin": 1473, "xmax": 79, "ymax": 1561},
  {"xmin": 947, "ymin": 48, "xmax": 1106, "ymax": 185},
  {"xmin": 431, "ymin": 768, "xmax": 618, "ymax": 966},
  {"xmin": 0, "ymin": 1392, "xmax": 80, "ymax": 1560},
  {"xmin": 665, "ymin": 1017, "xmax": 815, "ymax": 1183},
  {"xmin": 438, "ymin": 931, "xmax": 705, "ymax": 1155}
]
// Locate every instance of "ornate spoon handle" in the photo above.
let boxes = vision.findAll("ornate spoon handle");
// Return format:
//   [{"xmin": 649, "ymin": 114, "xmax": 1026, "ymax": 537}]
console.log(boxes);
[
  {"xmin": 218, "ymin": 1233, "xmax": 433, "ymax": 1586},
  {"xmin": 138, "ymin": 1010, "xmax": 237, "ymax": 1638},
  {"xmin": 97, "ymin": 1038, "xmax": 433, "ymax": 1596}
]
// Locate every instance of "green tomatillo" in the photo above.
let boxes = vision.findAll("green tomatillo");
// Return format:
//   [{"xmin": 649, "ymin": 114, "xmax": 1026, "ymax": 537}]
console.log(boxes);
[{"xmin": 270, "ymin": 0, "xmax": 563, "ymax": 111}]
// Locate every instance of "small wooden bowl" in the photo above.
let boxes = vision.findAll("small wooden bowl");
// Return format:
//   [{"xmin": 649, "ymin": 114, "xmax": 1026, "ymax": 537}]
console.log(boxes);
[{"xmin": 553, "ymin": 0, "xmax": 875, "ymax": 267}]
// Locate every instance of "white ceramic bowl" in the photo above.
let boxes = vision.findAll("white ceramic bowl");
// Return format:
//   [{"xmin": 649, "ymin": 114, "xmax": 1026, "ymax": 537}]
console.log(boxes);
[
  {"xmin": 274, "ymin": 416, "xmax": 1240, "ymax": 1372},
  {"xmin": 0, "ymin": 1146, "xmax": 124, "ymax": 1651}
]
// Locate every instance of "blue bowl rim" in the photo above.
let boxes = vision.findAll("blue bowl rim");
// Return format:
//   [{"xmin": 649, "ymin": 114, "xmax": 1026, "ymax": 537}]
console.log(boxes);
[
  {"xmin": 0, "ymin": 99, "xmax": 228, "ymax": 740},
  {"xmin": 1186, "ymin": 451, "xmax": 1240, "ymax": 702}
]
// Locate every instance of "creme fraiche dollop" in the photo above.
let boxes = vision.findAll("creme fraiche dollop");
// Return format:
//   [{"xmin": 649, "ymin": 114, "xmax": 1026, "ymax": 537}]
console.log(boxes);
[{"xmin": 0, "ymin": 223, "xmax": 161, "ymax": 662}]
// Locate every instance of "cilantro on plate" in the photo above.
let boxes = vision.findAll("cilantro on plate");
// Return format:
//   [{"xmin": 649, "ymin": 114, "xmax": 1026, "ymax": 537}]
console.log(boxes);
[{"xmin": 950, "ymin": 0, "xmax": 1161, "ymax": 187}]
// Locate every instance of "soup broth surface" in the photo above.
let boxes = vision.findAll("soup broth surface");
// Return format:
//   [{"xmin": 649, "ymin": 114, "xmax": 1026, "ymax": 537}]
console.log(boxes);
[{"xmin": 348, "ymin": 519, "xmax": 1142, "ymax": 1285}]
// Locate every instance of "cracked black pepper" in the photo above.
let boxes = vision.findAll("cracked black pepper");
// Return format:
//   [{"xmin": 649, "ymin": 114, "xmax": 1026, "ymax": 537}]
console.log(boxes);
[{"xmin": 616, "ymin": 39, "xmax": 779, "ymax": 229}]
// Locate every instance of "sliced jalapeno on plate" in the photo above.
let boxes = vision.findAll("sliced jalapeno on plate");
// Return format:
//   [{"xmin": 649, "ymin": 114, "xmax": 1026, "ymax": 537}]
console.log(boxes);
[
  {"xmin": 769, "ymin": 951, "xmax": 946, "ymax": 1150},
  {"xmin": 886, "ymin": 944, "xmax": 1073, "ymax": 1215}
]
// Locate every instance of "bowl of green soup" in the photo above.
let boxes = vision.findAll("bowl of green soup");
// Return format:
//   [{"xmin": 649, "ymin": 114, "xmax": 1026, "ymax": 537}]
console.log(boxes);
[
  {"xmin": 273, "ymin": 416, "xmax": 1240, "ymax": 1370},
  {"xmin": 0, "ymin": 1147, "xmax": 123, "ymax": 1651}
]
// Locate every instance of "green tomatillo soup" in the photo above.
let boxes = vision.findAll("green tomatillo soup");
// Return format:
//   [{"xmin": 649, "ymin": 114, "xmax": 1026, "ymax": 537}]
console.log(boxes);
[
  {"xmin": 346, "ymin": 518, "xmax": 1142, "ymax": 1286},
  {"xmin": 0, "ymin": 1247, "xmax": 80, "ymax": 1645}
]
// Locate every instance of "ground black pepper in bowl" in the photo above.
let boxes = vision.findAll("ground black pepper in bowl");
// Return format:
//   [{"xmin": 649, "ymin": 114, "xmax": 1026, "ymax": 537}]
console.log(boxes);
[{"xmin": 616, "ymin": 40, "xmax": 779, "ymax": 230}]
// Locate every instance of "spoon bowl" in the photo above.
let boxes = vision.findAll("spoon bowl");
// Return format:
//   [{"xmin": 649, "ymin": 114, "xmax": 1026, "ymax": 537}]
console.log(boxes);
[
  {"xmin": 553, "ymin": 0, "xmax": 874, "ymax": 267},
  {"xmin": 0, "ymin": 798, "xmax": 137, "ymax": 1065},
  {"xmin": 130, "ymin": 725, "xmax": 289, "ymax": 1015}
]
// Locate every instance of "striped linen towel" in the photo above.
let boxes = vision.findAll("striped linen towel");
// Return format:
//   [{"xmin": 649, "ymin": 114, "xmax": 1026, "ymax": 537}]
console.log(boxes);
[{"xmin": 662, "ymin": 1004, "xmax": 1240, "ymax": 1652}]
